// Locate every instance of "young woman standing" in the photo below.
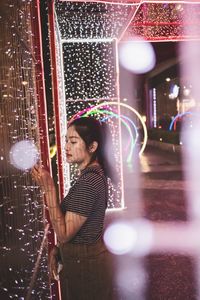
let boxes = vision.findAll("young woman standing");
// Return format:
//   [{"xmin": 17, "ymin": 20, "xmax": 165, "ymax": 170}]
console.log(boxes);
[{"xmin": 32, "ymin": 117, "xmax": 115, "ymax": 299}]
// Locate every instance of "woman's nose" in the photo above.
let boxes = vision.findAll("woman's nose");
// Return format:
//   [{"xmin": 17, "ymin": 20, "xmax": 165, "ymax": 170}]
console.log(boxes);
[{"xmin": 65, "ymin": 142, "xmax": 69, "ymax": 151}]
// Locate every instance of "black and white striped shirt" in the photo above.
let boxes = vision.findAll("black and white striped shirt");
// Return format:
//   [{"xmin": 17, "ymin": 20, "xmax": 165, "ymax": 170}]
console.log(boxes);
[{"xmin": 60, "ymin": 165, "xmax": 108, "ymax": 244}]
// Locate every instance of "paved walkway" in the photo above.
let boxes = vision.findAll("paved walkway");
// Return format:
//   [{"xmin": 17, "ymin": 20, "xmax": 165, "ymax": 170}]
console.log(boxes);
[
  {"xmin": 107, "ymin": 146, "xmax": 197, "ymax": 300},
  {"xmin": 141, "ymin": 147, "xmax": 196, "ymax": 300}
]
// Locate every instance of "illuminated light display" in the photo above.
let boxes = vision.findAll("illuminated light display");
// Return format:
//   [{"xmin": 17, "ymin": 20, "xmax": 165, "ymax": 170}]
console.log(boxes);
[
  {"xmin": 78, "ymin": 101, "xmax": 148, "ymax": 156},
  {"xmin": 124, "ymin": 1, "xmax": 200, "ymax": 42},
  {"xmin": 169, "ymin": 111, "xmax": 192, "ymax": 131},
  {"xmin": 62, "ymin": 38, "xmax": 113, "ymax": 43},
  {"xmin": 52, "ymin": 1, "xmax": 133, "ymax": 207},
  {"xmin": 52, "ymin": 0, "xmax": 200, "ymax": 216},
  {"xmin": 52, "ymin": 1, "xmax": 125, "ymax": 210},
  {"xmin": 84, "ymin": 109, "xmax": 136, "ymax": 161},
  {"xmin": 152, "ymin": 88, "xmax": 157, "ymax": 128},
  {"xmin": 55, "ymin": 1, "xmax": 135, "ymax": 40},
  {"xmin": 69, "ymin": 106, "xmax": 138, "ymax": 163},
  {"xmin": 0, "ymin": 2, "xmax": 51, "ymax": 299}
]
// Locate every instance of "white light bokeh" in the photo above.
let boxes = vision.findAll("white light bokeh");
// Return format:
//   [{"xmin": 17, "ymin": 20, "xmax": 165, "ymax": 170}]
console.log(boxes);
[
  {"xmin": 9, "ymin": 140, "xmax": 39, "ymax": 171},
  {"xmin": 183, "ymin": 88, "xmax": 190, "ymax": 97},
  {"xmin": 104, "ymin": 219, "xmax": 153, "ymax": 256},
  {"xmin": 181, "ymin": 118, "xmax": 200, "ymax": 219},
  {"xmin": 116, "ymin": 263, "xmax": 146, "ymax": 298},
  {"xmin": 104, "ymin": 222, "xmax": 137, "ymax": 255},
  {"xmin": 119, "ymin": 38, "xmax": 156, "ymax": 74}
]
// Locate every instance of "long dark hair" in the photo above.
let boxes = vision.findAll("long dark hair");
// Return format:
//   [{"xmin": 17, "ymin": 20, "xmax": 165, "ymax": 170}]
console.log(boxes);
[{"xmin": 68, "ymin": 117, "xmax": 117, "ymax": 184}]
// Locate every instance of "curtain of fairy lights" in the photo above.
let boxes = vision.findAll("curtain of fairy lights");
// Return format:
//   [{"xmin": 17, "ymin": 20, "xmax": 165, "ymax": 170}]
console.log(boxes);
[
  {"xmin": 63, "ymin": 40, "xmax": 123, "ymax": 208},
  {"xmin": 56, "ymin": 1, "xmax": 133, "ymax": 40},
  {"xmin": 53, "ymin": 1, "xmax": 135, "ymax": 209},
  {"xmin": 125, "ymin": 2, "xmax": 200, "ymax": 41},
  {"xmin": 54, "ymin": 16, "xmax": 70, "ymax": 198},
  {"xmin": 0, "ymin": 1, "xmax": 50, "ymax": 299}
]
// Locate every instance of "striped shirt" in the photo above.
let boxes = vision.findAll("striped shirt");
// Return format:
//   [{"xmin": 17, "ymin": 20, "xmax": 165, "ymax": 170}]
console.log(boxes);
[{"xmin": 60, "ymin": 165, "xmax": 108, "ymax": 244}]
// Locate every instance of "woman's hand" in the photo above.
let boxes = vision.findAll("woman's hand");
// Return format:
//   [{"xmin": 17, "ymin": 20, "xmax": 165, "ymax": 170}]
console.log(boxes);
[
  {"xmin": 49, "ymin": 246, "xmax": 61, "ymax": 281},
  {"xmin": 31, "ymin": 164, "xmax": 54, "ymax": 194}
]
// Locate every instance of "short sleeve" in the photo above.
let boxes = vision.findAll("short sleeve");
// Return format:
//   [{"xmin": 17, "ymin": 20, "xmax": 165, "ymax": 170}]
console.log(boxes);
[{"xmin": 67, "ymin": 178, "xmax": 97, "ymax": 217}]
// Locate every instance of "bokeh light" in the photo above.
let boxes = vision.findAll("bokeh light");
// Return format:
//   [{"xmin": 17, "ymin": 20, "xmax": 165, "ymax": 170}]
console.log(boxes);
[
  {"xmin": 9, "ymin": 140, "xmax": 39, "ymax": 171},
  {"xmin": 104, "ymin": 219, "xmax": 153, "ymax": 256},
  {"xmin": 116, "ymin": 263, "xmax": 147, "ymax": 298},
  {"xmin": 104, "ymin": 222, "xmax": 137, "ymax": 255},
  {"xmin": 119, "ymin": 38, "xmax": 156, "ymax": 74}
]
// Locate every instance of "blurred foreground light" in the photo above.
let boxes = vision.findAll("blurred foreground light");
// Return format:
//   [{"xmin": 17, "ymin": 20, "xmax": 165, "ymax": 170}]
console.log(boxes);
[
  {"xmin": 119, "ymin": 39, "xmax": 156, "ymax": 74},
  {"xmin": 116, "ymin": 264, "xmax": 146, "ymax": 295},
  {"xmin": 183, "ymin": 88, "xmax": 190, "ymax": 97},
  {"xmin": 104, "ymin": 222, "xmax": 137, "ymax": 255},
  {"xmin": 104, "ymin": 219, "xmax": 153, "ymax": 256},
  {"xmin": 9, "ymin": 140, "xmax": 39, "ymax": 171}
]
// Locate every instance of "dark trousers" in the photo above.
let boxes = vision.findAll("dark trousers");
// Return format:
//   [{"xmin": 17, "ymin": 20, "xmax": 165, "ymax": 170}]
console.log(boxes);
[{"xmin": 59, "ymin": 239, "xmax": 114, "ymax": 300}]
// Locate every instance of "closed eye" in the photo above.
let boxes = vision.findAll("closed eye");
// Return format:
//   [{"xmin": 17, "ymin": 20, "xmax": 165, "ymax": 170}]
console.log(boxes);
[{"xmin": 66, "ymin": 135, "xmax": 79, "ymax": 144}]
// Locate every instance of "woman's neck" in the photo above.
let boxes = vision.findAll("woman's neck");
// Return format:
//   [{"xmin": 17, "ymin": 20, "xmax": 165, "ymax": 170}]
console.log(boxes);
[{"xmin": 79, "ymin": 159, "xmax": 99, "ymax": 171}]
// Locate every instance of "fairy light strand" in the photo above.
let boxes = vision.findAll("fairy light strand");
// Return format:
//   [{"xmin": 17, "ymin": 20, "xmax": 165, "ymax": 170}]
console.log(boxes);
[
  {"xmin": 125, "ymin": 2, "xmax": 200, "ymax": 41},
  {"xmin": 0, "ymin": 1, "xmax": 50, "ymax": 298}
]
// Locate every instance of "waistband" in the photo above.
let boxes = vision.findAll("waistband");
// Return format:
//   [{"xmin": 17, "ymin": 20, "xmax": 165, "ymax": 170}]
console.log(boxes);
[{"xmin": 59, "ymin": 238, "xmax": 108, "ymax": 260}]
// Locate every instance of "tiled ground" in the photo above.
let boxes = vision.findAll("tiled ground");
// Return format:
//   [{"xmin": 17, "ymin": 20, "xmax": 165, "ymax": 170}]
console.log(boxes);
[
  {"xmin": 140, "ymin": 147, "xmax": 196, "ymax": 300},
  {"xmin": 107, "ymin": 146, "xmax": 197, "ymax": 300}
]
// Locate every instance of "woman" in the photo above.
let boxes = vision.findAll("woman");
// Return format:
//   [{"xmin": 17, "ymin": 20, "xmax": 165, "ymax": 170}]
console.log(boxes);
[{"xmin": 32, "ymin": 117, "xmax": 115, "ymax": 299}]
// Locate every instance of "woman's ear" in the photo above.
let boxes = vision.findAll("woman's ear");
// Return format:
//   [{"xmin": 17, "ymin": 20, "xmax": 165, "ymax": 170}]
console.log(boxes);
[{"xmin": 89, "ymin": 141, "xmax": 98, "ymax": 153}]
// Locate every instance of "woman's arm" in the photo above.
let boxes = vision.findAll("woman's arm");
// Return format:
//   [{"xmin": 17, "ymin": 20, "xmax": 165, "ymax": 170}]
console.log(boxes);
[{"xmin": 31, "ymin": 165, "xmax": 87, "ymax": 243}]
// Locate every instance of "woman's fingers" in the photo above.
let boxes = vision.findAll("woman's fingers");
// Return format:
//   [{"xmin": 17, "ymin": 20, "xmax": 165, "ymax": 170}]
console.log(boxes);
[
  {"xmin": 31, "ymin": 164, "xmax": 46, "ymax": 182},
  {"xmin": 32, "ymin": 163, "xmax": 40, "ymax": 173},
  {"xmin": 31, "ymin": 166, "xmax": 41, "ymax": 182},
  {"xmin": 31, "ymin": 164, "xmax": 54, "ymax": 195},
  {"xmin": 49, "ymin": 253, "xmax": 59, "ymax": 280}
]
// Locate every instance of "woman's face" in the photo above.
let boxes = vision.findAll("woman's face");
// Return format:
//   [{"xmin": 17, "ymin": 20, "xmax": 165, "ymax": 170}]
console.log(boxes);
[{"xmin": 65, "ymin": 125, "xmax": 91, "ymax": 169}]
